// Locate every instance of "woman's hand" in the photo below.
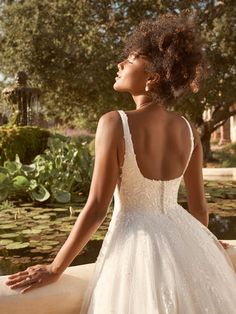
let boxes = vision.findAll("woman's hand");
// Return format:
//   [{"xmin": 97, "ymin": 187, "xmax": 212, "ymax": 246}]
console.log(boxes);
[
  {"xmin": 5, "ymin": 264, "xmax": 61, "ymax": 294},
  {"xmin": 219, "ymin": 240, "xmax": 230, "ymax": 250}
]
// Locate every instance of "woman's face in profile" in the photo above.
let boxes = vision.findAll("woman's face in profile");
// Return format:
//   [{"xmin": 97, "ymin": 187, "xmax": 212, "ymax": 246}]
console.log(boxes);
[{"xmin": 113, "ymin": 51, "xmax": 149, "ymax": 95}]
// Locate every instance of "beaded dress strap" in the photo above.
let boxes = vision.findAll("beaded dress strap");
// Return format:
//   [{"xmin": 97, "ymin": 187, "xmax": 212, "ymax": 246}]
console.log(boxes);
[
  {"xmin": 117, "ymin": 110, "xmax": 134, "ymax": 157},
  {"xmin": 180, "ymin": 116, "xmax": 195, "ymax": 174}
]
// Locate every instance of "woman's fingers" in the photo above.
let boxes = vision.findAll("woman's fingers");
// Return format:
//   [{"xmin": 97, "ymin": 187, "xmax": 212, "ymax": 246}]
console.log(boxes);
[
  {"xmin": 20, "ymin": 273, "xmax": 55, "ymax": 294},
  {"xmin": 6, "ymin": 270, "xmax": 29, "ymax": 281},
  {"xmin": 8, "ymin": 279, "xmax": 31, "ymax": 290},
  {"xmin": 7, "ymin": 274, "xmax": 42, "ymax": 290},
  {"xmin": 219, "ymin": 240, "xmax": 230, "ymax": 249},
  {"xmin": 6, "ymin": 267, "xmax": 40, "ymax": 287},
  {"xmin": 5, "ymin": 264, "xmax": 60, "ymax": 293},
  {"xmin": 5, "ymin": 274, "xmax": 30, "ymax": 286}
]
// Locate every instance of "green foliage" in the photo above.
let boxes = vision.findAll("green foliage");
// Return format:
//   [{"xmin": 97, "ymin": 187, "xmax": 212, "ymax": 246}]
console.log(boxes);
[
  {"xmin": 0, "ymin": 0, "xmax": 236, "ymax": 129},
  {"xmin": 0, "ymin": 0, "xmax": 235, "ymax": 152},
  {"xmin": 0, "ymin": 136, "xmax": 94, "ymax": 203},
  {"xmin": 0, "ymin": 199, "xmax": 15, "ymax": 211},
  {"xmin": 213, "ymin": 143, "xmax": 236, "ymax": 167},
  {"xmin": 0, "ymin": 126, "xmax": 50, "ymax": 165},
  {"xmin": 0, "ymin": 0, "xmax": 129, "ymax": 131}
]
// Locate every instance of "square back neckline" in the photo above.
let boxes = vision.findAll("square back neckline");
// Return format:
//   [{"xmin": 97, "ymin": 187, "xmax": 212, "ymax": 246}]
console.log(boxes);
[{"xmin": 120, "ymin": 110, "xmax": 193, "ymax": 183}]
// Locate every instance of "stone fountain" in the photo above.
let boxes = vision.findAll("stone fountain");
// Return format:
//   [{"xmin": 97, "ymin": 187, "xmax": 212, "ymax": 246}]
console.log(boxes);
[{"xmin": 1, "ymin": 71, "xmax": 41, "ymax": 126}]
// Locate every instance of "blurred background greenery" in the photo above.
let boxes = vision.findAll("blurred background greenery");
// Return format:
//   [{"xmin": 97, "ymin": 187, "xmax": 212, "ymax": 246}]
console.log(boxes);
[{"xmin": 0, "ymin": 0, "xmax": 235, "ymax": 163}]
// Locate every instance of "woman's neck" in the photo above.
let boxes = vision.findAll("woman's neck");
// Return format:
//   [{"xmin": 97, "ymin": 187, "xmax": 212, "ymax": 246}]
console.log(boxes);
[
  {"xmin": 132, "ymin": 94, "xmax": 151, "ymax": 109},
  {"xmin": 132, "ymin": 94, "xmax": 166, "ymax": 111}
]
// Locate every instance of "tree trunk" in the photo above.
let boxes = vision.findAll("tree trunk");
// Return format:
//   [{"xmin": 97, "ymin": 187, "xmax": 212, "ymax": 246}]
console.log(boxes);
[
  {"xmin": 201, "ymin": 133, "xmax": 214, "ymax": 166},
  {"xmin": 199, "ymin": 121, "xmax": 218, "ymax": 166}
]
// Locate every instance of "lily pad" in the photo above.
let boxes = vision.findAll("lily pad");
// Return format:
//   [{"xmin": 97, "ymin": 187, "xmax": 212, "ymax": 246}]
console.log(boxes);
[
  {"xmin": 29, "ymin": 239, "xmax": 39, "ymax": 244},
  {"xmin": 21, "ymin": 229, "xmax": 42, "ymax": 235},
  {"xmin": 0, "ymin": 223, "xmax": 18, "ymax": 229},
  {"xmin": 92, "ymin": 234, "xmax": 105, "ymax": 241},
  {"xmin": 33, "ymin": 215, "xmax": 51, "ymax": 220},
  {"xmin": 41, "ymin": 234, "xmax": 59, "ymax": 240},
  {"xmin": 47, "ymin": 213, "xmax": 57, "ymax": 218},
  {"xmin": 0, "ymin": 233, "xmax": 19, "ymax": 239},
  {"xmin": 0, "ymin": 239, "xmax": 14, "ymax": 245},
  {"xmin": 6, "ymin": 242, "xmax": 30, "ymax": 250},
  {"xmin": 60, "ymin": 217, "xmax": 76, "ymax": 222},
  {"xmin": 30, "ymin": 249, "xmax": 43, "ymax": 254},
  {"xmin": 58, "ymin": 227, "xmax": 72, "ymax": 232},
  {"xmin": 43, "ymin": 240, "xmax": 60, "ymax": 246},
  {"xmin": 36, "ymin": 245, "xmax": 53, "ymax": 251}
]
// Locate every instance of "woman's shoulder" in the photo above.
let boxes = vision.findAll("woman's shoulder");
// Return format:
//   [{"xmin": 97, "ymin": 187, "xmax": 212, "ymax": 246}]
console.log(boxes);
[
  {"xmin": 98, "ymin": 110, "xmax": 122, "ymax": 127},
  {"xmin": 166, "ymin": 111, "xmax": 200, "ymax": 149},
  {"xmin": 97, "ymin": 110, "xmax": 123, "ymax": 139}
]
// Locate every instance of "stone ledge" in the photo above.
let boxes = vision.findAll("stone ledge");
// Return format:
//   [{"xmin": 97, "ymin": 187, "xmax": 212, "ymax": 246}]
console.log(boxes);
[
  {"xmin": 202, "ymin": 167, "xmax": 236, "ymax": 180},
  {"xmin": 0, "ymin": 240, "xmax": 235, "ymax": 314},
  {"xmin": 0, "ymin": 263, "xmax": 95, "ymax": 314}
]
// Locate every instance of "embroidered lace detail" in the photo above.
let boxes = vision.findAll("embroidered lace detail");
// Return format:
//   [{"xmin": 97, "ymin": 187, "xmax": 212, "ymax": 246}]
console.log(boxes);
[{"xmin": 80, "ymin": 110, "xmax": 236, "ymax": 314}]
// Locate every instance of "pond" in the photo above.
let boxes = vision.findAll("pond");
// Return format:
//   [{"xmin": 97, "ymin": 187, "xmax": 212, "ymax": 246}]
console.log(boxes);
[{"xmin": 0, "ymin": 180, "xmax": 235, "ymax": 276}]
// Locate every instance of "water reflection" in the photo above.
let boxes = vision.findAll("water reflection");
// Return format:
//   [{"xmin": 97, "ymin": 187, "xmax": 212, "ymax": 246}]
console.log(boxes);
[{"xmin": 208, "ymin": 213, "xmax": 236, "ymax": 239}]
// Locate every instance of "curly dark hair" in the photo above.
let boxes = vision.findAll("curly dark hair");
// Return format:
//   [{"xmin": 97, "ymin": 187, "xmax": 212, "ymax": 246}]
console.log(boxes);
[{"xmin": 122, "ymin": 10, "xmax": 207, "ymax": 105}]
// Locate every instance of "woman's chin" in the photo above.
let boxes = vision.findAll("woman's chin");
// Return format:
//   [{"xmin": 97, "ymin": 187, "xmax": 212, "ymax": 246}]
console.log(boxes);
[{"xmin": 113, "ymin": 82, "xmax": 127, "ymax": 92}]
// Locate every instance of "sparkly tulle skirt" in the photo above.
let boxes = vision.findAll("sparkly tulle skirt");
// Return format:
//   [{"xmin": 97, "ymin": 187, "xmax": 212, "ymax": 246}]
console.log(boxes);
[{"xmin": 80, "ymin": 203, "xmax": 236, "ymax": 314}]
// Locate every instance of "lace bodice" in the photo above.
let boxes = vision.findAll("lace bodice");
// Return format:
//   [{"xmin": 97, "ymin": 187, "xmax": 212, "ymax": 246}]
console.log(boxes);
[{"xmin": 114, "ymin": 110, "xmax": 194, "ymax": 214}]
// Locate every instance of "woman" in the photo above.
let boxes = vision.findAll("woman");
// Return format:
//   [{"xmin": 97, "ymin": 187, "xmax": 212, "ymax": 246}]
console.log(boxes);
[{"xmin": 6, "ymin": 10, "xmax": 236, "ymax": 313}]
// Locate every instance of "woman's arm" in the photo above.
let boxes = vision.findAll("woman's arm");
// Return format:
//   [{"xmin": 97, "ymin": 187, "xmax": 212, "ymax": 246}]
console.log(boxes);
[
  {"xmin": 51, "ymin": 111, "xmax": 120, "ymax": 274},
  {"xmin": 5, "ymin": 111, "xmax": 121, "ymax": 293},
  {"xmin": 183, "ymin": 123, "xmax": 209, "ymax": 227},
  {"xmin": 183, "ymin": 126, "xmax": 229, "ymax": 250}
]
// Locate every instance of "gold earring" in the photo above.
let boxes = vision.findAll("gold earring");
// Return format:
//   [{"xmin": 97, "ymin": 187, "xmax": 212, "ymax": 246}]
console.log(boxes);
[{"xmin": 145, "ymin": 85, "xmax": 149, "ymax": 92}]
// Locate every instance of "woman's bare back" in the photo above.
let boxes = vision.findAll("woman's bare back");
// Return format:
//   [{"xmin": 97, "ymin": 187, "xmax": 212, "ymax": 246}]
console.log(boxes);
[{"xmin": 117, "ymin": 107, "xmax": 196, "ymax": 182}]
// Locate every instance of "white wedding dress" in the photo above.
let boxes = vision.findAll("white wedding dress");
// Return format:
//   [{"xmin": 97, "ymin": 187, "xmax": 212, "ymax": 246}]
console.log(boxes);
[{"xmin": 80, "ymin": 110, "xmax": 236, "ymax": 314}]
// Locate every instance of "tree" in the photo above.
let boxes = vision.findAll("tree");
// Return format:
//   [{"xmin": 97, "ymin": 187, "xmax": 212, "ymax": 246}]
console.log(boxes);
[
  {"xmin": 0, "ymin": 0, "xmax": 235, "ymax": 163},
  {"xmin": 176, "ymin": 0, "xmax": 236, "ymax": 163},
  {"xmin": 196, "ymin": 0, "xmax": 236, "ymax": 162}
]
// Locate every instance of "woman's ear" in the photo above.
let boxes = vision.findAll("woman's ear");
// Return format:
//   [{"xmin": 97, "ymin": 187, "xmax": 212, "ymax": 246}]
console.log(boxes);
[
  {"xmin": 145, "ymin": 72, "xmax": 160, "ymax": 92},
  {"xmin": 147, "ymin": 72, "xmax": 160, "ymax": 85}
]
